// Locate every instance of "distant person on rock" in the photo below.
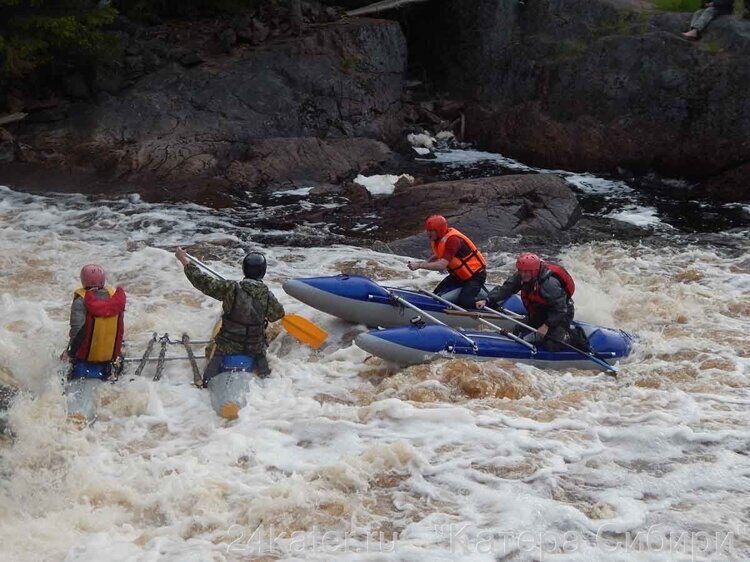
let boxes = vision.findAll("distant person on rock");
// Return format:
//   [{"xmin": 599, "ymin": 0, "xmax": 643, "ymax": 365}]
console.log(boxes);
[
  {"xmin": 175, "ymin": 248, "xmax": 285, "ymax": 381},
  {"xmin": 475, "ymin": 253, "xmax": 584, "ymax": 351},
  {"xmin": 682, "ymin": 0, "xmax": 734, "ymax": 41},
  {"xmin": 408, "ymin": 215, "xmax": 487, "ymax": 309}
]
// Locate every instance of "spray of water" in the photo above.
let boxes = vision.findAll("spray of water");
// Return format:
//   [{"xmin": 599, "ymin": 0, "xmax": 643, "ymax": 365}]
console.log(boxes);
[{"xmin": 1, "ymin": 185, "xmax": 749, "ymax": 560}]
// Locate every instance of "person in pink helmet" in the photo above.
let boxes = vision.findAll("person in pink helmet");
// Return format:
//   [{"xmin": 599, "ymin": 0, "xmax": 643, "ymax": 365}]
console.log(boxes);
[
  {"xmin": 476, "ymin": 253, "xmax": 579, "ymax": 351},
  {"xmin": 407, "ymin": 215, "xmax": 488, "ymax": 308},
  {"xmin": 62, "ymin": 265, "xmax": 126, "ymax": 377}
]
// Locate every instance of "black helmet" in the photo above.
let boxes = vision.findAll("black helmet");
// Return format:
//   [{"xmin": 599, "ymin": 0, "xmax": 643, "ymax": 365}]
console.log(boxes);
[{"xmin": 242, "ymin": 252, "xmax": 267, "ymax": 279}]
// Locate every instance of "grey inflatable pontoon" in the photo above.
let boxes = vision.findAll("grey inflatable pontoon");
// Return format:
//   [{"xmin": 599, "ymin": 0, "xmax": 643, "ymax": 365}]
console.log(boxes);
[
  {"xmin": 66, "ymin": 378, "xmax": 102, "ymax": 427},
  {"xmin": 207, "ymin": 369, "xmax": 252, "ymax": 420},
  {"xmin": 282, "ymin": 274, "xmax": 524, "ymax": 329}
]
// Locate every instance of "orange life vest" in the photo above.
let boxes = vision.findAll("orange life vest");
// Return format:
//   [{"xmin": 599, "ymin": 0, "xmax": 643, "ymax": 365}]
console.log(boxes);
[
  {"xmin": 74, "ymin": 286, "xmax": 126, "ymax": 363},
  {"xmin": 430, "ymin": 228, "xmax": 487, "ymax": 281},
  {"xmin": 520, "ymin": 263, "xmax": 575, "ymax": 318}
]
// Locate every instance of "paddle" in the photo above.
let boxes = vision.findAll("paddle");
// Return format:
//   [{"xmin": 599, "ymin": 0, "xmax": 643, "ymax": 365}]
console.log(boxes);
[
  {"xmin": 477, "ymin": 302, "xmax": 618, "ymax": 375},
  {"xmin": 420, "ymin": 289, "xmax": 536, "ymax": 352},
  {"xmin": 386, "ymin": 289, "xmax": 478, "ymax": 352},
  {"xmin": 184, "ymin": 253, "xmax": 327, "ymax": 349}
]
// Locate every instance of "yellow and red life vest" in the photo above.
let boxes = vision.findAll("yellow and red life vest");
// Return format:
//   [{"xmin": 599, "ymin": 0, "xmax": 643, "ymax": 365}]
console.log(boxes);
[
  {"xmin": 430, "ymin": 227, "xmax": 487, "ymax": 281},
  {"xmin": 74, "ymin": 286, "xmax": 126, "ymax": 363},
  {"xmin": 520, "ymin": 263, "xmax": 575, "ymax": 317}
]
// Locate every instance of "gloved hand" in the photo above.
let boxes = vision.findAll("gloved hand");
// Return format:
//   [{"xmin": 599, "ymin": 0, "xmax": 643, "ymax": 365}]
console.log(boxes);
[{"xmin": 523, "ymin": 331, "xmax": 540, "ymax": 344}]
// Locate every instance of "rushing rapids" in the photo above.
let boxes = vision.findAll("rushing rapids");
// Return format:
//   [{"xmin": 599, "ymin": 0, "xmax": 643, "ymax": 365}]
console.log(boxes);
[{"xmin": 0, "ymin": 148, "xmax": 749, "ymax": 559}]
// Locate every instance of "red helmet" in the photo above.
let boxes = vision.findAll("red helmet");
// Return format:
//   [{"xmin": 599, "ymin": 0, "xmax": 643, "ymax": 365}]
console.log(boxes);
[
  {"xmin": 424, "ymin": 215, "xmax": 448, "ymax": 237},
  {"xmin": 516, "ymin": 252, "xmax": 541, "ymax": 276},
  {"xmin": 80, "ymin": 264, "xmax": 106, "ymax": 288}
]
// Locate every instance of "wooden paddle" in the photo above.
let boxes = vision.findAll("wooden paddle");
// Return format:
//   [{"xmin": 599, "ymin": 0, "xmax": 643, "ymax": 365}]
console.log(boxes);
[{"xmin": 184, "ymin": 253, "xmax": 327, "ymax": 349}]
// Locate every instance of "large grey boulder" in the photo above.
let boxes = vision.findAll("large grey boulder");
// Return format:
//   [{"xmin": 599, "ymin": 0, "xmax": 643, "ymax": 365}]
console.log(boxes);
[{"xmin": 370, "ymin": 173, "xmax": 581, "ymax": 255}]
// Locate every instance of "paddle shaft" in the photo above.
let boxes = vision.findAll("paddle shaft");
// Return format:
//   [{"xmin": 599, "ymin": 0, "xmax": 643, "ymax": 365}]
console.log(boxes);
[
  {"xmin": 480, "ymin": 284, "xmax": 524, "ymax": 319},
  {"xmin": 420, "ymin": 289, "xmax": 536, "ymax": 352},
  {"xmin": 186, "ymin": 254, "xmax": 227, "ymax": 281},
  {"xmin": 481, "ymin": 304, "xmax": 618, "ymax": 374},
  {"xmin": 445, "ymin": 310, "xmax": 514, "ymax": 320},
  {"xmin": 386, "ymin": 290, "xmax": 478, "ymax": 352}
]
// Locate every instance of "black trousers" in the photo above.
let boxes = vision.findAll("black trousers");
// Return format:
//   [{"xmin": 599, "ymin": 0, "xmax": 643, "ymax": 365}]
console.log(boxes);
[
  {"xmin": 514, "ymin": 307, "xmax": 574, "ymax": 351},
  {"xmin": 434, "ymin": 269, "xmax": 487, "ymax": 309}
]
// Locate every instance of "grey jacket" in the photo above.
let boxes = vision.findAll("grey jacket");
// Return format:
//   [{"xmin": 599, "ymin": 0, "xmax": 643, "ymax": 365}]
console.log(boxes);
[{"xmin": 487, "ymin": 266, "xmax": 573, "ymax": 328}]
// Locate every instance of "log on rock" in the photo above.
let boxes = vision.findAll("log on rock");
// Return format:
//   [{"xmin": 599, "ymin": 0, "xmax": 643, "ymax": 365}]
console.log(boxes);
[
  {"xmin": 347, "ymin": 0, "xmax": 430, "ymax": 17},
  {"xmin": 0, "ymin": 113, "xmax": 27, "ymax": 126}
]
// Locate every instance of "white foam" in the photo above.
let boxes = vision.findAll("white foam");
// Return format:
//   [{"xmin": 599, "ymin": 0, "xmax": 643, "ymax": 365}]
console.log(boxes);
[
  {"xmin": 271, "ymin": 187, "xmax": 315, "ymax": 197},
  {"xmin": 428, "ymin": 149, "xmax": 534, "ymax": 171},
  {"xmin": 564, "ymin": 174, "xmax": 633, "ymax": 196},
  {"xmin": 605, "ymin": 205, "xmax": 662, "ymax": 227},
  {"xmin": 353, "ymin": 174, "xmax": 414, "ymax": 196},
  {"xmin": 407, "ymin": 133, "xmax": 436, "ymax": 149},
  {"xmin": 435, "ymin": 131, "xmax": 455, "ymax": 143},
  {"xmin": 0, "ymin": 185, "xmax": 749, "ymax": 561}
]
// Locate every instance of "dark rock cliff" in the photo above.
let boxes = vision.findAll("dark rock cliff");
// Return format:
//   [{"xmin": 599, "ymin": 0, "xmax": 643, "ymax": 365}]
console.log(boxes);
[{"xmin": 405, "ymin": 0, "xmax": 750, "ymax": 198}]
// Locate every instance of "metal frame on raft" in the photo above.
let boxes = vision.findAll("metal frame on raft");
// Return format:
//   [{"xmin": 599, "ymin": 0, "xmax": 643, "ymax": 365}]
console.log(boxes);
[
  {"xmin": 383, "ymin": 289, "xmax": 479, "ymax": 352},
  {"xmin": 379, "ymin": 288, "xmax": 538, "ymax": 356},
  {"xmin": 122, "ymin": 332, "xmax": 212, "ymax": 385}
]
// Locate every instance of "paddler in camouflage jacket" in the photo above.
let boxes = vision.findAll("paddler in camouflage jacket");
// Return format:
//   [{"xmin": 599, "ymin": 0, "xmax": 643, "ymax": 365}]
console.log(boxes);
[{"xmin": 175, "ymin": 248, "xmax": 285, "ymax": 380}]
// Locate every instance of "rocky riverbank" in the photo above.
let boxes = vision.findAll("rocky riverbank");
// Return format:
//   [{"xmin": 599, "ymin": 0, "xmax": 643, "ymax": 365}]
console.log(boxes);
[
  {"xmin": 403, "ymin": 0, "xmax": 750, "ymax": 200},
  {"xmin": 1, "ymin": 15, "xmax": 406, "ymax": 198},
  {"xmin": 1, "ymin": 0, "xmax": 748, "ymax": 248}
]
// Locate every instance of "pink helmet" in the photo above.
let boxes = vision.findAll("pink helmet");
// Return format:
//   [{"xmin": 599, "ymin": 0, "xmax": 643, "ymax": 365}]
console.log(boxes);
[
  {"xmin": 516, "ymin": 252, "xmax": 541, "ymax": 276},
  {"xmin": 424, "ymin": 214, "xmax": 449, "ymax": 237},
  {"xmin": 80, "ymin": 264, "xmax": 106, "ymax": 288}
]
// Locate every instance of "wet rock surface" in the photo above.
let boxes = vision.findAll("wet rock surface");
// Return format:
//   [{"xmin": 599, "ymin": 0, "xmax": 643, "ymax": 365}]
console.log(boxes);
[
  {"xmin": 245, "ymin": 172, "xmax": 582, "ymax": 253},
  {"xmin": 370, "ymin": 174, "xmax": 581, "ymax": 256}
]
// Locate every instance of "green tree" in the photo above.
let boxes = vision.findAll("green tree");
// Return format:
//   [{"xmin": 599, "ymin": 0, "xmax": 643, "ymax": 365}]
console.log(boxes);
[
  {"xmin": 0, "ymin": 1, "xmax": 119, "ymax": 78},
  {"xmin": 113, "ymin": 0, "xmax": 265, "ymax": 20}
]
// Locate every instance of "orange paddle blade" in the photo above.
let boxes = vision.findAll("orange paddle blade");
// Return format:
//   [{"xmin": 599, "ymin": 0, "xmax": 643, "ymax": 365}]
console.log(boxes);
[{"xmin": 281, "ymin": 314, "xmax": 327, "ymax": 349}]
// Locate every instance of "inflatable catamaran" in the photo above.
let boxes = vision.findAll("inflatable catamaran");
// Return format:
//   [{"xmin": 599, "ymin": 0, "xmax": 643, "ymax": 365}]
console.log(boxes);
[
  {"xmin": 66, "ymin": 332, "xmax": 256, "ymax": 425},
  {"xmin": 284, "ymin": 275, "xmax": 633, "ymax": 371}
]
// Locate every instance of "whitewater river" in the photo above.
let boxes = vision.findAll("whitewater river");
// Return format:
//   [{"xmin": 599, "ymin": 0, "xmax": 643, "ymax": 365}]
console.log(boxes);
[{"xmin": 1, "ymin": 151, "xmax": 749, "ymax": 561}]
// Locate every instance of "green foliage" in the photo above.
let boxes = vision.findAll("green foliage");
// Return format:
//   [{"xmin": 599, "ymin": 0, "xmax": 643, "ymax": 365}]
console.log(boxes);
[
  {"xmin": 591, "ymin": 13, "xmax": 640, "ymax": 39},
  {"xmin": 700, "ymin": 39, "xmax": 723, "ymax": 53},
  {"xmin": 638, "ymin": 10, "xmax": 650, "ymax": 34},
  {"xmin": 114, "ymin": 0, "xmax": 265, "ymax": 21},
  {"xmin": 652, "ymin": 0, "xmax": 702, "ymax": 12},
  {"xmin": 340, "ymin": 55, "xmax": 367, "ymax": 73},
  {"xmin": 0, "ymin": 1, "xmax": 119, "ymax": 78},
  {"xmin": 545, "ymin": 40, "xmax": 589, "ymax": 62}
]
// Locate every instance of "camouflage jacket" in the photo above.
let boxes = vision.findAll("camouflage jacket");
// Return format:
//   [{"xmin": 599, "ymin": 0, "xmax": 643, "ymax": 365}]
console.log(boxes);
[{"xmin": 184, "ymin": 262, "xmax": 285, "ymax": 354}]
